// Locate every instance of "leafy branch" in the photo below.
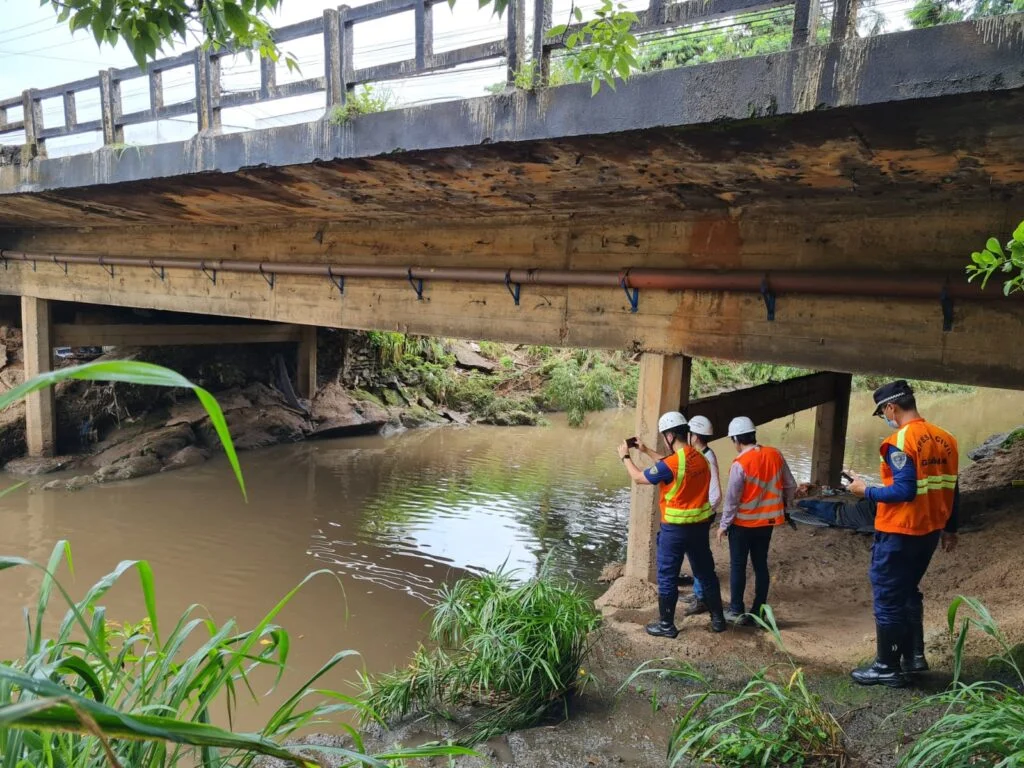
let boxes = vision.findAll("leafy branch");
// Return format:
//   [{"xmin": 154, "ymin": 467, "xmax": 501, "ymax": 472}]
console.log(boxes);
[
  {"xmin": 966, "ymin": 220, "xmax": 1024, "ymax": 296},
  {"xmin": 548, "ymin": 0, "xmax": 639, "ymax": 95},
  {"xmin": 50, "ymin": 0, "xmax": 298, "ymax": 70}
]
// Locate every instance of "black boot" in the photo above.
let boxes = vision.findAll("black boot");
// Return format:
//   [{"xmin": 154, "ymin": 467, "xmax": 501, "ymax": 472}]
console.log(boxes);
[
  {"xmin": 677, "ymin": 574, "xmax": 694, "ymax": 588},
  {"xmin": 683, "ymin": 597, "xmax": 708, "ymax": 616},
  {"xmin": 851, "ymin": 625, "xmax": 908, "ymax": 688},
  {"xmin": 646, "ymin": 594, "xmax": 679, "ymax": 639},
  {"xmin": 903, "ymin": 607, "xmax": 929, "ymax": 674},
  {"xmin": 710, "ymin": 610, "xmax": 727, "ymax": 633}
]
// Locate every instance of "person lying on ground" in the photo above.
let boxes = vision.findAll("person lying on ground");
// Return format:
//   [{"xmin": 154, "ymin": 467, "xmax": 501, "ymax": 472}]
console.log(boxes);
[{"xmin": 795, "ymin": 497, "xmax": 877, "ymax": 532}]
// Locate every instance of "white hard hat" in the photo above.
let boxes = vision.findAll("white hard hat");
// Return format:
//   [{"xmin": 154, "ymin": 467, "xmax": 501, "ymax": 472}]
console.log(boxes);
[
  {"xmin": 688, "ymin": 415, "xmax": 714, "ymax": 437},
  {"xmin": 727, "ymin": 416, "xmax": 757, "ymax": 438},
  {"xmin": 657, "ymin": 411, "xmax": 688, "ymax": 433}
]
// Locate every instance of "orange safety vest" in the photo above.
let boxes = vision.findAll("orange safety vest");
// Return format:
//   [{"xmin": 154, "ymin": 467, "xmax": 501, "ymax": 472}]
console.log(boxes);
[
  {"xmin": 876, "ymin": 418, "xmax": 958, "ymax": 536},
  {"xmin": 733, "ymin": 446, "xmax": 787, "ymax": 528},
  {"xmin": 659, "ymin": 445, "xmax": 713, "ymax": 526}
]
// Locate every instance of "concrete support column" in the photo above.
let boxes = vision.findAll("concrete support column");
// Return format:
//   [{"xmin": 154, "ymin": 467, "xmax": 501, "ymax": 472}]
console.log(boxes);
[
  {"xmin": 810, "ymin": 372, "xmax": 852, "ymax": 487},
  {"xmin": 624, "ymin": 353, "xmax": 689, "ymax": 584},
  {"xmin": 297, "ymin": 325, "xmax": 318, "ymax": 399},
  {"xmin": 21, "ymin": 296, "xmax": 55, "ymax": 458}
]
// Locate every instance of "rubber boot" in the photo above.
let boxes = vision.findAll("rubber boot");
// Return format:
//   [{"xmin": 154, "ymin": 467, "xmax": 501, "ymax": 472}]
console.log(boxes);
[
  {"xmin": 677, "ymin": 574, "xmax": 694, "ymax": 588},
  {"xmin": 905, "ymin": 618, "xmax": 929, "ymax": 671},
  {"xmin": 851, "ymin": 625, "xmax": 908, "ymax": 688},
  {"xmin": 701, "ymin": 583, "xmax": 727, "ymax": 633},
  {"xmin": 645, "ymin": 593, "xmax": 679, "ymax": 639}
]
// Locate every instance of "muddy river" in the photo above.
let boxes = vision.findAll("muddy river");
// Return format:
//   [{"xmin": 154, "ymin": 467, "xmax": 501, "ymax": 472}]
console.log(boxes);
[{"xmin": 1, "ymin": 386, "xmax": 1022, "ymax": 727}]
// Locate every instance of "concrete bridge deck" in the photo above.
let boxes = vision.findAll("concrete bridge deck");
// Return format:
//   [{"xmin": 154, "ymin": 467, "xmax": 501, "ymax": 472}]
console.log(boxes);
[{"xmin": 2, "ymin": 5, "xmax": 1022, "ymax": 581}]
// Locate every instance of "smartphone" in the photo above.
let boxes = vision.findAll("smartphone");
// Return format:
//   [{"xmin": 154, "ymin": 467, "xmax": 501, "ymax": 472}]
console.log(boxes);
[
  {"xmin": 841, "ymin": 471, "xmax": 854, "ymax": 483},
  {"xmin": 625, "ymin": 437, "xmax": 639, "ymax": 449}
]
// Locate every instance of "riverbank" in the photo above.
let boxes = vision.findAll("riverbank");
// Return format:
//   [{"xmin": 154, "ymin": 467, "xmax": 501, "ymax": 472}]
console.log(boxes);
[
  {"xmin": 0, "ymin": 322, "xmax": 974, "ymax": 487},
  {"xmin": 277, "ymin": 433, "xmax": 1024, "ymax": 768}
]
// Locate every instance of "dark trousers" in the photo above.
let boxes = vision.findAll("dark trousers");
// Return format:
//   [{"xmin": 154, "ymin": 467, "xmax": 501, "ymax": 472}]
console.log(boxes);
[
  {"xmin": 869, "ymin": 530, "xmax": 940, "ymax": 629},
  {"xmin": 657, "ymin": 521, "xmax": 723, "ymax": 612},
  {"xmin": 728, "ymin": 524, "xmax": 774, "ymax": 615}
]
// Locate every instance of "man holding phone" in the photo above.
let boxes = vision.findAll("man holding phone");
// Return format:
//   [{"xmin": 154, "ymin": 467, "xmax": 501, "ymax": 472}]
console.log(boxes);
[
  {"xmin": 619, "ymin": 412, "xmax": 728, "ymax": 637},
  {"xmin": 845, "ymin": 380, "xmax": 960, "ymax": 687}
]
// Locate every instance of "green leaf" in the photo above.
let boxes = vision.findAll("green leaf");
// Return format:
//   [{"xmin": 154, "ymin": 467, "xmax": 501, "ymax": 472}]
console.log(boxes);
[
  {"xmin": 1013, "ymin": 219, "xmax": 1024, "ymax": 243},
  {"xmin": 548, "ymin": 23, "xmax": 567, "ymax": 37},
  {"xmin": 591, "ymin": 78, "xmax": 601, "ymax": 96},
  {"xmin": 68, "ymin": 7, "xmax": 93, "ymax": 33},
  {"xmin": 223, "ymin": 2, "xmax": 250, "ymax": 40},
  {"xmin": 970, "ymin": 251, "xmax": 985, "ymax": 265},
  {"xmin": 1005, "ymin": 280, "xmax": 1014, "ymax": 297},
  {"xmin": 574, "ymin": 6, "xmax": 584, "ymax": 20},
  {"xmin": 986, "ymin": 237, "xmax": 1004, "ymax": 257}
]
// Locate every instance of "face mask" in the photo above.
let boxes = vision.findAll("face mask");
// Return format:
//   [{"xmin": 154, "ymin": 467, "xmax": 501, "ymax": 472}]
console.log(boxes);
[{"xmin": 885, "ymin": 417, "xmax": 898, "ymax": 429}]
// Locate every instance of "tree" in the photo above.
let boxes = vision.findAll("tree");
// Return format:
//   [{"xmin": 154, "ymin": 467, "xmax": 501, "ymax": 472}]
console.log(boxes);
[
  {"xmin": 966, "ymin": 222, "xmax": 1024, "ymax": 296},
  {"xmin": 42, "ymin": 0, "xmax": 298, "ymax": 69},
  {"xmin": 906, "ymin": 0, "xmax": 1024, "ymax": 28}
]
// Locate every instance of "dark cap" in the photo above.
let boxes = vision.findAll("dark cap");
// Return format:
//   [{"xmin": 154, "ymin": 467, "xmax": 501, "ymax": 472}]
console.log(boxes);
[{"xmin": 872, "ymin": 379, "xmax": 914, "ymax": 416}]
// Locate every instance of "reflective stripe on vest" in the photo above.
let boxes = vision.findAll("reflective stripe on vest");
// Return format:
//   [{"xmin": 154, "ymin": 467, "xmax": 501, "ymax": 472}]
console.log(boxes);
[{"xmin": 659, "ymin": 446, "xmax": 713, "ymax": 525}]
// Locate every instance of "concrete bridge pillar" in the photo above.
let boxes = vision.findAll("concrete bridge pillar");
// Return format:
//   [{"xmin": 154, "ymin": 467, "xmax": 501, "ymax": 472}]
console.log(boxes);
[
  {"xmin": 21, "ymin": 296, "xmax": 55, "ymax": 457},
  {"xmin": 810, "ymin": 373, "xmax": 852, "ymax": 488},
  {"xmin": 297, "ymin": 325, "xmax": 317, "ymax": 399},
  {"xmin": 624, "ymin": 353, "xmax": 690, "ymax": 584}
]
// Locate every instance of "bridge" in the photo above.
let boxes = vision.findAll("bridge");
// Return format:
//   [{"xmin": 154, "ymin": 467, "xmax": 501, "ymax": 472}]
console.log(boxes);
[{"xmin": 1, "ymin": 0, "xmax": 1023, "ymax": 584}]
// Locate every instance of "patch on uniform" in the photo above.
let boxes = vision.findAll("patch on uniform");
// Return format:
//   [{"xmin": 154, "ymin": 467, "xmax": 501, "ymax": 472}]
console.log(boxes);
[{"xmin": 890, "ymin": 450, "xmax": 909, "ymax": 470}]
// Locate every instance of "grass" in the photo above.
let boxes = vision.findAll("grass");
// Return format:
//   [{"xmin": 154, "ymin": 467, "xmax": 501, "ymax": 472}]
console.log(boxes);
[
  {"xmin": 622, "ymin": 606, "xmax": 846, "ymax": 768},
  {"xmin": 0, "ymin": 359, "xmax": 469, "ymax": 767},
  {"xmin": 361, "ymin": 558, "xmax": 602, "ymax": 745},
  {"xmin": 1002, "ymin": 427, "xmax": 1024, "ymax": 449},
  {"xmin": 327, "ymin": 85, "xmax": 395, "ymax": 125},
  {"xmin": 897, "ymin": 597, "xmax": 1024, "ymax": 768}
]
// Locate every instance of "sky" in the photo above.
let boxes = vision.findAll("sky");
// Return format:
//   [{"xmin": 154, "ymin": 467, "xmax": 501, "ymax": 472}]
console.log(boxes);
[{"xmin": 0, "ymin": 0, "xmax": 917, "ymax": 157}]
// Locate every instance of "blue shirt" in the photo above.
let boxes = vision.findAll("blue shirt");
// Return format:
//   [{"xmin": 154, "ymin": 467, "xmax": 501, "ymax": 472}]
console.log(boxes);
[
  {"xmin": 866, "ymin": 445, "xmax": 959, "ymax": 532},
  {"xmin": 644, "ymin": 461, "xmax": 674, "ymax": 486}
]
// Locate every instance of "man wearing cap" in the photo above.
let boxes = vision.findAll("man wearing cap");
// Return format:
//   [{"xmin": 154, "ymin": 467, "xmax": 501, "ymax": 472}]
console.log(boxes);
[
  {"xmin": 716, "ymin": 416, "xmax": 797, "ymax": 626},
  {"xmin": 846, "ymin": 380, "xmax": 960, "ymax": 688},
  {"xmin": 619, "ymin": 412, "xmax": 728, "ymax": 637}
]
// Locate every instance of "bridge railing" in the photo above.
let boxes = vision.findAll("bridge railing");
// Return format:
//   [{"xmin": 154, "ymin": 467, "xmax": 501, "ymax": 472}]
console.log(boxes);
[{"xmin": 0, "ymin": 0, "xmax": 855, "ymax": 158}]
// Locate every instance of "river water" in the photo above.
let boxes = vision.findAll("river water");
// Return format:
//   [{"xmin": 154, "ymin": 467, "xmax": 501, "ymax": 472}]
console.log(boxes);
[{"xmin": 1, "ymin": 386, "xmax": 1021, "ymax": 726}]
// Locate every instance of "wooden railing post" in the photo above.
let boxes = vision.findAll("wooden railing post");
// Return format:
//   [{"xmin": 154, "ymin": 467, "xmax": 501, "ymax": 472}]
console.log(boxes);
[
  {"xmin": 99, "ymin": 70, "xmax": 124, "ymax": 145},
  {"xmin": 506, "ymin": 0, "xmax": 527, "ymax": 86},
  {"xmin": 415, "ymin": 0, "xmax": 434, "ymax": 70},
  {"xmin": 830, "ymin": 0, "xmax": 859, "ymax": 40},
  {"xmin": 195, "ymin": 48, "xmax": 222, "ymax": 133},
  {"xmin": 791, "ymin": 0, "xmax": 821, "ymax": 48},
  {"xmin": 324, "ymin": 7, "xmax": 344, "ymax": 108},
  {"xmin": 648, "ymin": 0, "xmax": 666, "ymax": 26},
  {"xmin": 532, "ymin": 0, "xmax": 552, "ymax": 86},
  {"xmin": 21, "ymin": 89, "xmax": 45, "ymax": 158}
]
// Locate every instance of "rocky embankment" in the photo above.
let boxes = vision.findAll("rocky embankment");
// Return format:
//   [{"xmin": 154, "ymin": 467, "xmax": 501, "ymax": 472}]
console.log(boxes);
[{"xmin": 0, "ymin": 328, "xmax": 492, "ymax": 490}]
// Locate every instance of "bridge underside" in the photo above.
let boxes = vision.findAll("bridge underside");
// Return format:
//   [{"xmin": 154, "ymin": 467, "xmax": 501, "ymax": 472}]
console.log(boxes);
[{"xmin": 1, "ymin": 22, "xmax": 1024, "ymax": 391}]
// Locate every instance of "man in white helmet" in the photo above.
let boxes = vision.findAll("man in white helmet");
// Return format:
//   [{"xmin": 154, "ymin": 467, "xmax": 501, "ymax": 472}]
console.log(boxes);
[
  {"xmin": 717, "ymin": 416, "xmax": 797, "ymax": 626},
  {"xmin": 679, "ymin": 415, "xmax": 722, "ymax": 617},
  {"xmin": 619, "ymin": 412, "xmax": 727, "ymax": 637}
]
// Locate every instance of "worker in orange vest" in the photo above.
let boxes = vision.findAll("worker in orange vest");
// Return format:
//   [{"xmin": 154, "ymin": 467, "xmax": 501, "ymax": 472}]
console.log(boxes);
[
  {"xmin": 847, "ymin": 380, "xmax": 959, "ymax": 688},
  {"xmin": 716, "ymin": 416, "xmax": 797, "ymax": 626},
  {"xmin": 620, "ymin": 412, "xmax": 727, "ymax": 637}
]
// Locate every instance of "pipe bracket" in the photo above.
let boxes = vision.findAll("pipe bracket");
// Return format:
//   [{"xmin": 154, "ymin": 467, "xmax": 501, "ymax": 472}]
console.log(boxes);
[
  {"xmin": 98, "ymin": 257, "xmax": 114, "ymax": 278},
  {"xmin": 150, "ymin": 260, "xmax": 165, "ymax": 281},
  {"xmin": 328, "ymin": 267, "xmax": 344, "ymax": 295},
  {"xmin": 505, "ymin": 271, "xmax": 521, "ymax": 307},
  {"xmin": 201, "ymin": 262, "xmax": 217, "ymax": 285},
  {"xmin": 51, "ymin": 255, "xmax": 68, "ymax": 276},
  {"xmin": 620, "ymin": 272, "xmax": 639, "ymax": 314},
  {"xmin": 941, "ymin": 285, "xmax": 954, "ymax": 332},
  {"xmin": 761, "ymin": 277, "xmax": 776, "ymax": 322},
  {"xmin": 259, "ymin": 263, "xmax": 275, "ymax": 290},
  {"xmin": 408, "ymin": 268, "xmax": 424, "ymax": 301}
]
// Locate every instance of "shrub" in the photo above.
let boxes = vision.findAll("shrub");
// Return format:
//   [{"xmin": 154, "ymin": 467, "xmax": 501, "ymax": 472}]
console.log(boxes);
[
  {"xmin": 897, "ymin": 597, "xmax": 1024, "ymax": 768},
  {"xmin": 362, "ymin": 560, "xmax": 601, "ymax": 744},
  {"xmin": 543, "ymin": 358, "xmax": 614, "ymax": 427},
  {"xmin": 623, "ymin": 607, "xmax": 846, "ymax": 768}
]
